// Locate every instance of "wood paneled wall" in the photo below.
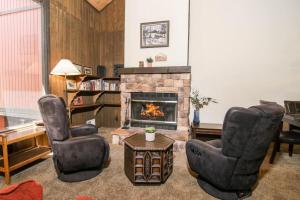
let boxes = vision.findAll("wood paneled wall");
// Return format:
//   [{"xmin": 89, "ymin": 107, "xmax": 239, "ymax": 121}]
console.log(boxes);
[{"xmin": 49, "ymin": 0, "xmax": 125, "ymax": 97}]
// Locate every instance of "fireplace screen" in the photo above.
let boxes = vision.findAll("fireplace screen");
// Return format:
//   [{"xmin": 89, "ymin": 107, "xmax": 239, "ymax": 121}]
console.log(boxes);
[{"xmin": 131, "ymin": 92, "xmax": 177, "ymax": 130}]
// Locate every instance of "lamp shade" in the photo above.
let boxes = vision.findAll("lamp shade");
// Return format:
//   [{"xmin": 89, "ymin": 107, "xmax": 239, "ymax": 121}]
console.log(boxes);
[{"xmin": 51, "ymin": 59, "xmax": 81, "ymax": 76}]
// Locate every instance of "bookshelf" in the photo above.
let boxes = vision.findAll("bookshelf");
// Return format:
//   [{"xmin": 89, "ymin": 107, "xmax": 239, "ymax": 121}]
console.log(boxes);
[{"xmin": 66, "ymin": 75, "xmax": 121, "ymax": 127}]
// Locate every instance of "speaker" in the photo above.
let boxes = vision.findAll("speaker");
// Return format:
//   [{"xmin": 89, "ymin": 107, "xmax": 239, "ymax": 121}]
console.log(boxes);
[
  {"xmin": 97, "ymin": 65, "xmax": 106, "ymax": 77},
  {"xmin": 113, "ymin": 64, "xmax": 124, "ymax": 77}
]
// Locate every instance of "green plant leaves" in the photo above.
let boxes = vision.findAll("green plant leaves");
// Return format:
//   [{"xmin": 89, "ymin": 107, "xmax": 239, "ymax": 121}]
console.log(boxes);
[{"xmin": 190, "ymin": 89, "xmax": 218, "ymax": 110}]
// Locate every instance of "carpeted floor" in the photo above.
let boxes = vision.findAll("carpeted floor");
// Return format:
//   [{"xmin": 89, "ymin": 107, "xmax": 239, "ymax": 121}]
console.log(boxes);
[{"xmin": 1, "ymin": 128, "xmax": 300, "ymax": 200}]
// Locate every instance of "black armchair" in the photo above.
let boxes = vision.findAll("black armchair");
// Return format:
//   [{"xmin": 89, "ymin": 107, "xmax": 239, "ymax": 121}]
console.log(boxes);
[
  {"xmin": 38, "ymin": 95, "xmax": 109, "ymax": 182},
  {"xmin": 186, "ymin": 103, "xmax": 284, "ymax": 200}
]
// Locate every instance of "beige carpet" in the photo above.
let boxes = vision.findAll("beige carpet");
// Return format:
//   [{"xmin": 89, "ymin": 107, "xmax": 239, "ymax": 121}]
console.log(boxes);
[{"xmin": 0, "ymin": 128, "xmax": 300, "ymax": 200}]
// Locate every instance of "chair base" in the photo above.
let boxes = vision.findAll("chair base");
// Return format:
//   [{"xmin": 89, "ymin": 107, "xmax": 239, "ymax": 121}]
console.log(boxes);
[
  {"xmin": 58, "ymin": 169, "xmax": 102, "ymax": 182},
  {"xmin": 197, "ymin": 178, "xmax": 252, "ymax": 200}
]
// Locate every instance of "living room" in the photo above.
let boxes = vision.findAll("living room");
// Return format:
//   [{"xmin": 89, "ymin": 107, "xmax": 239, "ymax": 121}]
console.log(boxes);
[{"xmin": 0, "ymin": 0, "xmax": 299, "ymax": 199}]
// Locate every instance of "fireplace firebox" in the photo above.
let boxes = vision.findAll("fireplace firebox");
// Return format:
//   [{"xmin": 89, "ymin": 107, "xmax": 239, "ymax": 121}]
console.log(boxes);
[{"xmin": 131, "ymin": 92, "xmax": 178, "ymax": 130}]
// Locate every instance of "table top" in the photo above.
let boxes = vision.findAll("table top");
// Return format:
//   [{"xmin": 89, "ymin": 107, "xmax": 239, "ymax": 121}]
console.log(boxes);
[
  {"xmin": 191, "ymin": 123, "xmax": 223, "ymax": 130},
  {"xmin": 124, "ymin": 133, "xmax": 174, "ymax": 151},
  {"xmin": 0, "ymin": 127, "xmax": 46, "ymax": 145},
  {"xmin": 283, "ymin": 114, "xmax": 300, "ymax": 128}
]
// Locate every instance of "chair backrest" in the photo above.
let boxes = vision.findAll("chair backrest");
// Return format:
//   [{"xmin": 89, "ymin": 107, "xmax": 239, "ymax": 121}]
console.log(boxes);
[
  {"xmin": 259, "ymin": 100, "xmax": 283, "ymax": 139},
  {"xmin": 221, "ymin": 104, "xmax": 284, "ymax": 177},
  {"xmin": 259, "ymin": 100, "xmax": 277, "ymax": 105},
  {"xmin": 38, "ymin": 95, "xmax": 70, "ymax": 143},
  {"xmin": 284, "ymin": 100, "xmax": 300, "ymax": 114},
  {"xmin": 221, "ymin": 107, "xmax": 260, "ymax": 158}
]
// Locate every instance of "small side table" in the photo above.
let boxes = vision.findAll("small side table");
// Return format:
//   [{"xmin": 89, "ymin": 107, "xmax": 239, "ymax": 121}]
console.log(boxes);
[
  {"xmin": 191, "ymin": 123, "xmax": 222, "ymax": 140},
  {"xmin": 0, "ymin": 127, "xmax": 50, "ymax": 184},
  {"xmin": 124, "ymin": 133, "xmax": 174, "ymax": 184}
]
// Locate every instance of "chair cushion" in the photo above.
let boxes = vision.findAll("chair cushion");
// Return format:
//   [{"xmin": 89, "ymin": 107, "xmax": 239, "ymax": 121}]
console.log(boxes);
[
  {"xmin": 70, "ymin": 124, "xmax": 98, "ymax": 137},
  {"xmin": 206, "ymin": 139, "xmax": 222, "ymax": 148},
  {"xmin": 53, "ymin": 135, "xmax": 108, "ymax": 173}
]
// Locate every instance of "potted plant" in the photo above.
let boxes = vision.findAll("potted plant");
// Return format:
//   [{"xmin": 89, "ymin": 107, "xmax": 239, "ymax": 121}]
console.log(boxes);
[
  {"xmin": 146, "ymin": 57, "xmax": 153, "ymax": 67},
  {"xmin": 145, "ymin": 126, "xmax": 156, "ymax": 141},
  {"xmin": 190, "ymin": 90, "xmax": 217, "ymax": 125}
]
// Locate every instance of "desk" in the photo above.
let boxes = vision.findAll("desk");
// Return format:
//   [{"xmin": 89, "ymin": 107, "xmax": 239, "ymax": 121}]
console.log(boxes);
[{"xmin": 0, "ymin": 127, "xmax": 51, "ymax": 184}]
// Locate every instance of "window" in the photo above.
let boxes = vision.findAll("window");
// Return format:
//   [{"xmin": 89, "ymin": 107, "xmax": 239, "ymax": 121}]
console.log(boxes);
[{"xmin": 0, "ymin": 0, "xmax": 45, "ymax": 131}]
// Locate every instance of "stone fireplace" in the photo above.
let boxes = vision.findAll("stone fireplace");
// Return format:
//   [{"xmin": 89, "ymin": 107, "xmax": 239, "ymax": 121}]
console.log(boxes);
[{"xmin": 120, "ymin": 66, "xmax": 191, "ymax": 131}]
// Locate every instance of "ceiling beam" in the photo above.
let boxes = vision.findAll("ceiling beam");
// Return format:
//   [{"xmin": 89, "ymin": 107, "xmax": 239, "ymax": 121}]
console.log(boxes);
[{"xmin": 86, "ymin": 0, "xmax": 113, "ymax": 11}]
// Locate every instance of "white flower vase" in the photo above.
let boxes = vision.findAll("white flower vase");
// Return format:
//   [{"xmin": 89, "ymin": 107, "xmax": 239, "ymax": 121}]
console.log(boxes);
[{"xmin": 145, "ymin": 132, "xmax": 155, "ymax": 141}]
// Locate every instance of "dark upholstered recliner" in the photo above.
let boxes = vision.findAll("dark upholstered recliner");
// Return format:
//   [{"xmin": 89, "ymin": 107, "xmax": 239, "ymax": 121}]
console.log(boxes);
[
  {"xmin": 38, "ymin": 95, "xmax": 109, "ymax": 182},
  {"xmin": 186, "ymin": 103, "xmax": 284, "ymax": 200}
]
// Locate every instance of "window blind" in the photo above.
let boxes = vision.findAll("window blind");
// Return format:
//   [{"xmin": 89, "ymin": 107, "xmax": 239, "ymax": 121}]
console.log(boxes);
[{"xmin": 0, "ymin": 0, "xmax": 43, "ymax": 129}]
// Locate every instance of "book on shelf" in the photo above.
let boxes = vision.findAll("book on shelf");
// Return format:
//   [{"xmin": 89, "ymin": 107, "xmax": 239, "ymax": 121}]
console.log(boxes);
[
  {"xmin": 110, "ymin": 83, "xmax": 116, "ymax": 91},
  {"xmin": 90, "ymin": 79, "xmax": 102, "ymax": 91},
  {"xmin": 79, "ymin": 79, "xmax": 102, "ymax": 91},
  {"xmin": 77, "ymin": 78, "xmax": 120, "ymax": 91},
  {"xmin": 78, "ymin": 81, "xmax": 91, "ymax": 90},
  {"xmin": 103, "ymin": 81, "xmax": 110, "ymax": 91}
]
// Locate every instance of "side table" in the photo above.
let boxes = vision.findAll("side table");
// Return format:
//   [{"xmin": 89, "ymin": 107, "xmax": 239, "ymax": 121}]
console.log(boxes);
[
  {"xmin": 124, "ymin": 133, "xmax": 174, "ymax": 184},
  {"xmin": 0, "ymin": 127, "xmax": 50, "ymax": 184},
  {"xmin": 191, "ymin": 123, "xmax": 222, "ymax": 140}
]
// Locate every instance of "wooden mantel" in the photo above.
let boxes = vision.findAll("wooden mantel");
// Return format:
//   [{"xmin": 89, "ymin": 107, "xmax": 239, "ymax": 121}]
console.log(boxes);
[
  {"xmin": 86, "ymin": 0, "xmax": 113, "ymax": 11},
  {"xmin": 120, "ymin": 66, "xmax": 191, "ymax": 74}
]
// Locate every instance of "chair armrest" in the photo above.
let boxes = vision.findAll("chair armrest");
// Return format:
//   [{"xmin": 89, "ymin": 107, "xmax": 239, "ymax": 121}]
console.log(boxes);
[
  {"xmin": 70, "ymin": 124, "xmax": 98, "ymax": 137},
  {"xmin": 52, "ymin": 135, "xmax": 109, "ymax": 173},
  {"xmin": 186, "ymin": 139, "xmax": 237, "ymax": 189},
  {"xmin": 206, "ymin": 139, "xmax": 222, "ymax": 148}
]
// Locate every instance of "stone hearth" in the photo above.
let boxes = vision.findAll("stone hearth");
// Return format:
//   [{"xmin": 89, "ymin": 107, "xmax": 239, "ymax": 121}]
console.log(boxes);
[{"xmin": 120, "ymin": 66, "xmax": 191, "ymax": 131}]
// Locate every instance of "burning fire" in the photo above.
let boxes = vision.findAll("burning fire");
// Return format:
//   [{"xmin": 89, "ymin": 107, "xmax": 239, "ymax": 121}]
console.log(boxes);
[{"xmin": 141, "ymin": 104, "xmax": 165, "ymax": 118}]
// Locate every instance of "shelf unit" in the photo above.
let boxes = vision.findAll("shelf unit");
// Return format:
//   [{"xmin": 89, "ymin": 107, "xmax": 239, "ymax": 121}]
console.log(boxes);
[{"xmin": 66, "ymin": 75, "xmax": 121, "ymax": 127}]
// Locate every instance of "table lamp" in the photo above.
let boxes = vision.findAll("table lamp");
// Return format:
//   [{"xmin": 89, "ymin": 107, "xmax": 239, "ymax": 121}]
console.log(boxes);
[{"xmin": 50, "ymin": 59, "xmax": 81, "ymax": 104}]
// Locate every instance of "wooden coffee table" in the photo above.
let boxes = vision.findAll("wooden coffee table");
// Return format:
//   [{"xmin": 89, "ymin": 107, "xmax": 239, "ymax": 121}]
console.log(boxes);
[{"xmin": 124, "ymin": 133, "xmax": 174, "ymax": 184}]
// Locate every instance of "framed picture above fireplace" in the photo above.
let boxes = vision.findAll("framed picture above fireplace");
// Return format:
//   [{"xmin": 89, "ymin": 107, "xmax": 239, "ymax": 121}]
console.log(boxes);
[{"xmin": 140, "ymin": 20, "xmax": 170, "ymax": 48}]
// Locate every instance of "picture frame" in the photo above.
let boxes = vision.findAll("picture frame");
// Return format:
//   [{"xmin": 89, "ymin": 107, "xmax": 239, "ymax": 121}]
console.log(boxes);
[
  {"xmin": 83, "ymin": 66, "xmax": 93, "ymax": 75},
  {"xmin": 74, "ymin": 64, "xmax": 83, "ymax": 74},
  {"xmin": 66, "ymin": 80, "xmax": 77, "ymax": 90},
  {"xmin": 140, "ymin": 20, "xmax": 169, "ymax": 48}
]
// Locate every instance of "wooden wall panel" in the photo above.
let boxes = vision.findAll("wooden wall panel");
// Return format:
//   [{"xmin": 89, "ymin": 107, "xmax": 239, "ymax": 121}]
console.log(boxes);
[
  {"xmin": 49, "ymin": 0, "xmax": 124, "ymax": 97},
  {"xmin": 96, "ymin": 107, "xmax": 120, "ymax": 127},
  {"xmin": 72, "ymin": 109, "xmax": 95, "ymax": 125},
  {"xmin": 49, "ymin": 0, "xmax": 124, "ymax": 127}
]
